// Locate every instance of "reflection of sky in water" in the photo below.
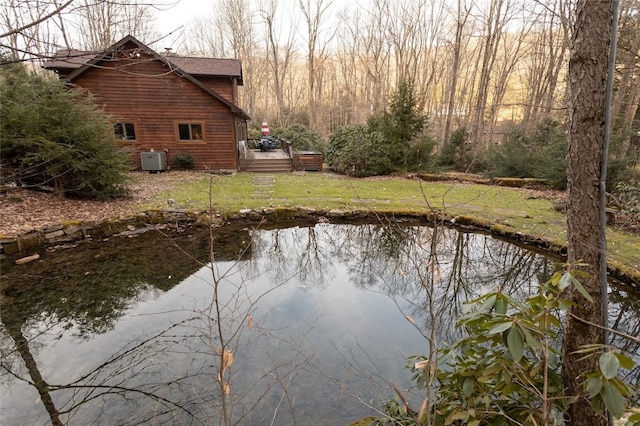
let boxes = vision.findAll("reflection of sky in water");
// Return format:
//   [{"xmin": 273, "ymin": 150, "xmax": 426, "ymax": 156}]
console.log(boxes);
[{"xmin": 3, "ymin": 223, "xmax": 633, "ymax": 425}]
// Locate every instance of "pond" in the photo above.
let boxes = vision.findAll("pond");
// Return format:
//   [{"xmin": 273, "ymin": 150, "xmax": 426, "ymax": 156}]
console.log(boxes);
[{"xmin": 1, "ymin": 222, "xmax": 638, "ymax": 425}]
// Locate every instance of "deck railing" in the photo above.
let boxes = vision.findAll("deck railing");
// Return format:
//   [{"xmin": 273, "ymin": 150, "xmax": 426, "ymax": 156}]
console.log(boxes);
[{"xmin": 282, "ymin": 140, "xmax": 293, "ymax": 159}]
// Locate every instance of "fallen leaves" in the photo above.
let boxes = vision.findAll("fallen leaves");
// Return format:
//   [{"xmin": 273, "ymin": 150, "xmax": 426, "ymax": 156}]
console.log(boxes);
[{"xmin": 0, "ymin": 171, "xmax": 203, "ymax": 237}]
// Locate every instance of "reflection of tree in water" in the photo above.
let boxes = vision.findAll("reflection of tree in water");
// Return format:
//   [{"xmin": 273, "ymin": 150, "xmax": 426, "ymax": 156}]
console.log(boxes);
[
  {"xmin": 0, "ymin": 226, "xmax": 251, "ymax": 425},
  {"xmin": 1, "ymin": 222, "xmax": 638, "ymax": 424},
  {"xmin": 317, "ymin": 223, "xmax": 556, "ymax": 340},
  {"xmin": 609, "ymin": 285, "xmax": 640, "ymax": 403},
  {"xmin": 0, "ymin": 299, "xmax": 203, "ymax": 425},
  {"xmin": 244, "ymin": 222, "xmax": 563, "ymax": 342},
  {"xmin": 246, "ymin": 223, "xmax": 337, "ymax": 289}
]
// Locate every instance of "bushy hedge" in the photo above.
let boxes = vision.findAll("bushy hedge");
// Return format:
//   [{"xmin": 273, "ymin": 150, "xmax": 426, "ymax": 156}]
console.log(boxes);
[
  {"xmin": 271, "ymin": 124, "xmax": 325, "ymax": 153},
  {"xmin": 486, "ymin": 120, "xmax": 567, "ymax": 189},
  {"xmin": 248, "ymin": 127, "xmax": 262, "ymax": 140},
  {"xmin": 1, "ymin": 63, "xmax": 131, "ymax": 199},
  {"xmin": 613, "ymin": 178, "xmax": 640, "ymax": 223},
  {"xmin": 325, "ymin": 125, "xmax": 394, "ymax": 177},
  {"xmin": 170, "ymin": 152, "xmax": 195, "ymax": 170},
  {"xmin": 437, "ymin": 127, "xmax": 473, "ymax": 171}
]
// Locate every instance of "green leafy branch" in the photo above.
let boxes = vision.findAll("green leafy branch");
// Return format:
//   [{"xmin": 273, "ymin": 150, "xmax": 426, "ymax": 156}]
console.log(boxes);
[{"xmin": 374, "ymin": 269, "xmax": 639, "ymax": 425}]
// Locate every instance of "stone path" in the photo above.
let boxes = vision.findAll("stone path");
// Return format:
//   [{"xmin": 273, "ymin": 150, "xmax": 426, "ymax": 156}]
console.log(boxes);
[{"xmin": 252, "ymin": 175, "xmax": 275, "ymax": 199}]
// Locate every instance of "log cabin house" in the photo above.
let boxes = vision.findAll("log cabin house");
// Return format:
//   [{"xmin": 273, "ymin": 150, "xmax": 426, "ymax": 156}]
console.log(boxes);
[{"xmin": 43, "ymin": 35, "xmax": 250, "ymax": 172}]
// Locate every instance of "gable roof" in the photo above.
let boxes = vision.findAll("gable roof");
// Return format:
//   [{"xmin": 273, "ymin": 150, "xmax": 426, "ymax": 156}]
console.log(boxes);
[
  {"xmin": 43, "ymin": 35, "xmax": 249, "ymax": 120},
  {"xmin": 45, "ymin": 50, "xmax": 243, "ymax": 81}
]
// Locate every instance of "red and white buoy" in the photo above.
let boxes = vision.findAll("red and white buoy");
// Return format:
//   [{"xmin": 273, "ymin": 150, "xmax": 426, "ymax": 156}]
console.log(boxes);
[{"xmin": 261, "ymin": 120, "xmax": 270, "ymax": 136}]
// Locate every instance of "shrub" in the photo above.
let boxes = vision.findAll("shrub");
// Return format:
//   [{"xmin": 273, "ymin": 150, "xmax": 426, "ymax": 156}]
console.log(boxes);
[
  {"xmin": 403, "ymin": 135, "xmax": 436, "ymax": 172},
  {"xmin": 248, "ymin": 127, "xmax": 261, "ymax": 140},
  {"xmin": 271, "ymin": 124, "xmax": 325, "ymax": 153},
  {"xmin": 607, "ymin": 132, "xmax": 640, "ymax": 187},
  {"xmin": 487, "ymin": 120, "xmax": 567, "ymax": 189},
  {"xmin": 325, "ymin": 125, "xmax": 393, "ymax": 177},
  {"xmin": 171, "ymin": 152, "xmax": 195, "ymax": 170},
  {"xmin": 613, "ymin": 179, "xmax": 640, "ymax": 224},
  {"xmin": 0, "ymin": 62, "xmax": 131, "ymax": 199},
  {"xmin": 327, "ymin": 80, "xmax": 434, "ymax": 177},
  {"xmin": 376, "ymin": 270, "xmax": 638, "ymax": 425}
]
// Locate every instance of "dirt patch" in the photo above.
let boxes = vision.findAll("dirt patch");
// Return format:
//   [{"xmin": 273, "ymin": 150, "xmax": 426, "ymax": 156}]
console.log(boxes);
[{"xmin": 0, "ymin": 171, "xmax": 204, "ymax": 237}]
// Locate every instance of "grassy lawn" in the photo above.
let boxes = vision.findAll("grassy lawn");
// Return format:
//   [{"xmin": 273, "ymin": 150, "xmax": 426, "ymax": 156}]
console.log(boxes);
[{"xmin": 148, "ymin": 172, "xmax": 639, "ymax": 281}]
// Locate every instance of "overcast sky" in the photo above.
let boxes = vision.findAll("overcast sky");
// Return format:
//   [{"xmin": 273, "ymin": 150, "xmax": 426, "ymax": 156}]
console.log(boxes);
[
  {"xmin": 152, "ymin": 0, "xmax": 358, "ymax": 53},
  {"xmin": 152, "ymin": 0, "xmax": 205, "ymax": 49}
]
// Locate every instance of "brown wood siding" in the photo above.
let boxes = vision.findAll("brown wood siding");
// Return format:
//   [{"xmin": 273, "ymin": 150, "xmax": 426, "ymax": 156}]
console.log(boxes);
[
  {"xmin": 195, "ymin": 76, "xmax": 235, "ymax": 103},
  {"xmin": 73, "ymin": 53, "xmax": 238, "ymax": 171}
]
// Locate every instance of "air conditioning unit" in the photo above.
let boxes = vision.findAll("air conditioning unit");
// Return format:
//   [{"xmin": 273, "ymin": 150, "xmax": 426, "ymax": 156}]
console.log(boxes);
[{"xmin": 140, "ymin": 151, "xmax": 167, "ymax": 171}]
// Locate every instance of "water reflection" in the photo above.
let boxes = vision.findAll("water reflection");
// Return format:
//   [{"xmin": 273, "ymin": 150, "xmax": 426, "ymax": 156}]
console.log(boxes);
[{"xmin": 1, "ymin": 223, "xmax": 637, "ymax": 425}]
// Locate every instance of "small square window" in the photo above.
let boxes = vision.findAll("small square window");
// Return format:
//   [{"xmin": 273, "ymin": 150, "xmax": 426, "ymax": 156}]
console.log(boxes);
[
  {"xmin": 114, "ymin": 122, "xmax": 136, "ymax": 140},
  {"xmin": 178, "ymin": 123, "xmax": 203, "ymax": 141}
]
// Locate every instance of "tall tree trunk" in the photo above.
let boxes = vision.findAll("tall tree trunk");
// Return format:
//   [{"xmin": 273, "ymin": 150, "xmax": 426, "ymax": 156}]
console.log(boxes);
[{"xmin": 562, "ymin": 0, "xmax": 613, "ymax": 424}]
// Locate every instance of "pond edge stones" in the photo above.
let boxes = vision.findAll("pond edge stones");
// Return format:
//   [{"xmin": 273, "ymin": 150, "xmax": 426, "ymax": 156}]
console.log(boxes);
[
  {"xmin": 2, "ymin": 206, "xmax": 638, "ymax": 288},
  {"xmin": 2, "ymin": 207, "xmax": 362, "ymax": 257}
]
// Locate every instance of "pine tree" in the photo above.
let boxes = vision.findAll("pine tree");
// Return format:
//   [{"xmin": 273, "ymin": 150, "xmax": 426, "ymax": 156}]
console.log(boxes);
[
  {"xmin": 368, "ymin": 79, "xmax": 432, "ymax": 171},
  {"xmin": 1, "ymin": 62, "xmax": 131, "ymax": 199}
]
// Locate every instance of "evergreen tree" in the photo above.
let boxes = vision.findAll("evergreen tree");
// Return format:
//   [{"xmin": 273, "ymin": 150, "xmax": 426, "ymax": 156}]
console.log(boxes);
[
  {"xmin": 1, "ymin": 62, "xmax": 131, "ymax": 199},
  {"xmin": 437, "ymin": 126, "xmax": 471, "ymax": 171},
  {"xmin": 369, "ymin": 79, "xmax": 433, "ymax": 172}
]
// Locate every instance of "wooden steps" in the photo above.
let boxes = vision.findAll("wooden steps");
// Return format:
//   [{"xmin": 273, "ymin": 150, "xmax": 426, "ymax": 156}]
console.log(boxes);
[{"xmin": 240, "ymin": 158, "xmax": 292, "ymax": 173}]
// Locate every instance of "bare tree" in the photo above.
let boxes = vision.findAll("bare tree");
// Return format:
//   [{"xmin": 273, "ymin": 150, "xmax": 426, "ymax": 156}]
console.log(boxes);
[
  {"xmin": 442, "ymin": 0, "xmax": 474, "ymax": 143},
  {"xmin": 187, "ymin": 7, "xmax": 226, "ymax": 57},
  {"xmin": 75, "ymin": 0, "xmax": 157, "ymax": 50},
  {"xmin": 468, "ymin": 0, "xmax": 521, "ymax": 147},
  {"xmin": 331, "ymin": 5, "xmax": 368, "ymax": 128},
  {"xmin": 186, "ymin": 0, "xmax": 261, "ymax": 118},
  {"xmin": 1, "ymin": 0, "xmax": 163, "ymax": 63},
  {"xmin": 360, "ymin": 0, "xmax": 392, "ymax": 114},
  {"xmin": 259, "ymin": 0, "xmax": 297, "ymax": 127},
  {"xmin": 485, "ymin": 8, "xmax": 533, "ymax": 139},
  {"xmin": 521, "ymin": 0, "xmax": 572, "ymax": 131},
  {"xmin": 298, "ymin": 0, "xmax": 333, "ymax": 132},
  {"xmin": 0, "ymin": 0, "xmax": 74, "ymax": 62},
  {"xmin": 385, "ymin": 0, "xmax": 447, "ymax": 115},
  {"xmin": 611, "ymin": 0, "xmax": 640, "ymax": 159}
]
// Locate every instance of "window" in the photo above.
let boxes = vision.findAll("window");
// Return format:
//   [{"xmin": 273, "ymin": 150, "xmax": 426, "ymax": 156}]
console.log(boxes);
[
  {"xmin": 113, "ymin": 122, "xmax": 137, "ymax": 141},
  {"xmin": 177, "ymin": 123, "xmax": 203, "ymax": 141}
]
